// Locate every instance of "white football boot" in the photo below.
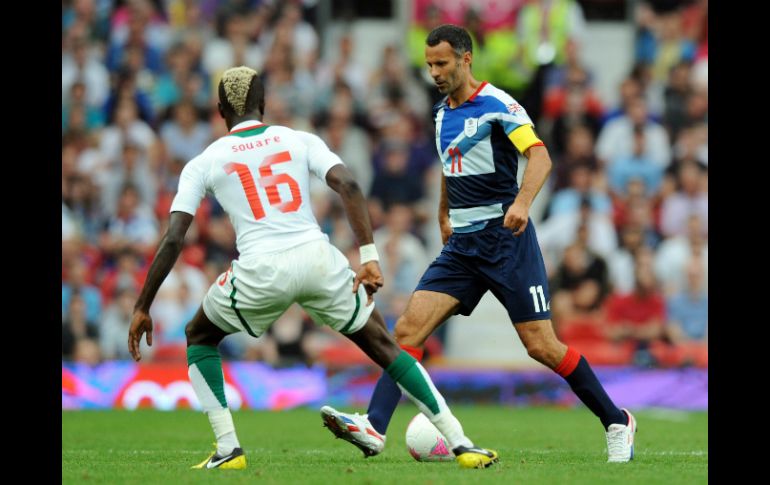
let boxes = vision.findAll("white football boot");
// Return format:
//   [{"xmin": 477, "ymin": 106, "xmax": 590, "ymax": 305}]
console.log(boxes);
[
  {"xmin": 606, "ymin": 408, "xmax": 637, "ymax": 463},
  {"xmin": 320, "ymin": 405, "xmax": 386, "ymax": 457}
]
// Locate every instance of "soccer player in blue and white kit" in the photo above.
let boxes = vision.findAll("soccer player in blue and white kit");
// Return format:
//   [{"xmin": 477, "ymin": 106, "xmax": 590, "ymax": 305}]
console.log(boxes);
[{"xmin": 321, "ymin": 25, "xmax": 637, "ymax": 463}]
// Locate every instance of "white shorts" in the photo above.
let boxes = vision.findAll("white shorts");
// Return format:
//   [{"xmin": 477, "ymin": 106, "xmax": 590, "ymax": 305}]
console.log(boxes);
[{"xmin": 201, "ymin": 239, "xmax": 374, "ymax": 338}]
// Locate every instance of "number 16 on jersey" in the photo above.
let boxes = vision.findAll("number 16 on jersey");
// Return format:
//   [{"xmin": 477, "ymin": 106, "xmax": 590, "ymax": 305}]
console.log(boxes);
[{"xmin": 224, "ymin": 150, "xmax": 302, "ymax": 220}]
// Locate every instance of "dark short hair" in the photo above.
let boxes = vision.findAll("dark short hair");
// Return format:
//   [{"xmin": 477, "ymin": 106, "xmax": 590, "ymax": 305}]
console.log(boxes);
[{"xmin": 426, "ymin": 24, "xmax": 472, "ymax": 57}]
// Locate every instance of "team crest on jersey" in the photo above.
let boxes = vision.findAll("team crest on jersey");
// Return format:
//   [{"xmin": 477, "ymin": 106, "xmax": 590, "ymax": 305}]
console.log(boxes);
[{"xmin": 464, "ymin": 118, "xmax": 478, "ymax": 137}]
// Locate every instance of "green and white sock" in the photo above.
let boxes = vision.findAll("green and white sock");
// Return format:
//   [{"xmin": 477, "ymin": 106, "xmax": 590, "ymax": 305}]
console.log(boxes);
[
  {"xmin": 187, "ymin": 345, "xmax": 241, "ymax": 456},
  {"xmin": 385, "ymin": 351, "xmax": 473, "ymax": 449}
]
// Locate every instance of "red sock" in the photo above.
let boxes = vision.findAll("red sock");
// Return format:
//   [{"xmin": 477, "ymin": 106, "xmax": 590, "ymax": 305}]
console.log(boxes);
[
  {"xmin": 400, "ymin": 344, "xmax": 423, "ymax": 361},
  {"xmin": 554, "ymin": 347, "xmax": 581, "ymax": 377}
]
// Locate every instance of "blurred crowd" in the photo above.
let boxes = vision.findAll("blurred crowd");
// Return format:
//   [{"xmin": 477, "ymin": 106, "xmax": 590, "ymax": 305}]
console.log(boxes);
[{"xmin": 62, "ymin": 0, "xmax": 707, "ymax": 369}]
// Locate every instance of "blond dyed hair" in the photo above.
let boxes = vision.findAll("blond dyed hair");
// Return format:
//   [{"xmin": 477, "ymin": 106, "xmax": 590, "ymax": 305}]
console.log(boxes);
[{"xmin": 221, "ymin": 66, "xmax": 258, "ymax": 116}]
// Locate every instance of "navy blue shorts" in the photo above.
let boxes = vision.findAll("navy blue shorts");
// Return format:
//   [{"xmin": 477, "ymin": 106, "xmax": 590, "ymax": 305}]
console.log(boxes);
[{"xmin": 415, "ymin": 219, "xmax": 551, "ymax": 323}]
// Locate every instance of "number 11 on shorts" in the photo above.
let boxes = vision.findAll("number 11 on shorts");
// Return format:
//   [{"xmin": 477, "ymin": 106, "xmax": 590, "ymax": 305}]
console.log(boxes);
[{"xmin": 529, "ymin": 285, "xmax": 548, "ymax": 312}]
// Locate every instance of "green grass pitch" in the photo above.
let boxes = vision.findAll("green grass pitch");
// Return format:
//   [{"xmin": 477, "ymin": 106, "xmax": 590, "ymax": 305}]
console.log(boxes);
[{"xmin": 63, "ymin": 405, "xmax": 707, "ymax": 484}]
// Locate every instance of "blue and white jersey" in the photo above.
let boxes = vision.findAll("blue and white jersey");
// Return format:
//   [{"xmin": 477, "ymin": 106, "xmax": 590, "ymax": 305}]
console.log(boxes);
[{"xmin": 433, "ymin": 81, "xmax": 536, "ymax": 232}]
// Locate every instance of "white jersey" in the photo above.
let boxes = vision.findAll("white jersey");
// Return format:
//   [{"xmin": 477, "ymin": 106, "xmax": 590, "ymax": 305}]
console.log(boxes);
[{"xmin": 170, "ymin": 120, "xmax": 342, "ymax": 259}]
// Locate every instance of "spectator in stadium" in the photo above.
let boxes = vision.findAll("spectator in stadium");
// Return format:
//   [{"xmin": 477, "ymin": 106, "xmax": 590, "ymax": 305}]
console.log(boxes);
[
  {"xmin": 313, "ymin": 80, "xmax": 368, "ymax": 132},
  {"xmin": 201, "ymin": 210, "xmax": 238, "ymax": 270},
  {"xmin": 150, "ymin": 259, "xmax": 209, "ymax": 347},
  {"xmin": 539, "ymin": 189, "xmax": 617, "ymax": 266},
  {"xmin": 99, "ymin": 248, "xmax": 147, "ymax": 306},
  {"xmin": 607, "ymin": 226, "xmax": 651, "ymax": 295},
  {"xmin": 262, "ymin": 37, "xmax": 316, "ymax": 121},
  {"xmin": 100, "ymin": 286, "xmax": 154, "ymax": 361},
  {"xmin": 602, "ymin": 75, "xmax": 653, "ymax": 125},
  {"xmin": 654, "ymin": 214, "xmax": 707, "ymax": 296},
  {"xmin": 549, "ymin": 236, "xmax": 610, "ymax": 322},
  {"xmin": 367, "ymin": 44, "xmax": 431, "ymax": 127},
  {"xmin": 659, "ymin": 258, "xmax": 707, "ymax": 366},
  {"xmin": 633, "ymin": 1, "xmax": 657, "ymax": 66},
  {"xmin": 160, "ymin": 101, "xmax": 212, "ymax": 162},
  {"xmin": 406, "ymin": 3, "xmax": 444, "ymax": 86},
  {"xmin": 62, "ymin": 0, "xmax": 111, "ymax": 44},
  {"xmin": 607, "ymin": 125, "xmax": 664, "ymax": 198},
  {"xmin": 62, "ymin": 292, "xmax": 100, "ymax": 362},
  {"xmin": 62, "ymin": 34, "xmax": 110, "ymax": 109},
  {"xmin": 202, "ymin": 12, "xmax": 264, "ymax": 81},
  {"xmin": 517, "ymin": 0, "xmax": 587, "ymax": 75},
  {"xmin": 659, "ymin": 161, "xmax": 707, "ymax": 239},
  {"xmin": 152, "ymin": 42, "xmax": 211, "ymax": 116},
  {"xmin": 374, "ymin": 203, "xmax": 430, "ymax": 303},
  {"xmin": 62, "ymin": 81, "xmax": 106, "ymax": 134},
  {"xmin": 256, "ymin": 305, "xmax": 321, "ymax": 367},
  {"xmin": 62, "ymin": 259, "xmax": 102, "ymax": 324},
  {"xmin": 369, "ymin": 142, "xmax": 424, "ymax": 211},
  {"xmin": 548, "ymin": 161, "xmax": 612, "ymax": 218},
  {"xmin": 319, "ymin": 103, "xmax": 372, "ymax": 196},
  {"xmin": 62, "ymin": 172, "xmax": 103, "ymax": 245},
  {"xmin": 259, "ymin": 1, "xmax": 318, "ymax": 72},
  {"xmin": 547, "ymin": 83, "xmax": 603, "ymax": 158},
  {"xmin": 315, "ymin": 32, "xmax": 369, "ymax": 104},
  {"xmin": 684, "ymin": 86, "xmax": 708, "ymax": 128},
  {"xmin": 605, "ymin": 261, "xmax": 666, "ymax": 367},
  {"xmin": 98, "ymin": 98, "xmax": 158, "ymax": 171},
  {"xmin": 596, "ymin": 95, "xmax": 670, "ymax": 169},
  {"xmin": 103, "ymin": 69, "xmax": 157, "ymax": 127},
  {"xmin": 648, "ymin": 8, "xmax": 696, "ymax": 84},
  {"xmin": 613, "ymin": 183, "xmax": 661, "ymax": 248},
  {"xmin": 100, "ymin": 141, "xmax": 158, "ymax": 217},
  {"xmin": 543, "ymin": 38, "xmax": 594, "ymax": 91},
  {"xmin": 669, "ymin": 124, "xmax": 708, "ymax": 180},
  {"xmin": 99, "ymin": 184, "xmax": 160, "ymax": 260},
  {"xmin": 108, "ymin": 0, "xmax": 172, "ymax": 56},
  {"xmin": 550, "ymin": 124, "xmax": 598, "ymax": 192},
  {"xmin": 662, "ymin": 61, "xmax": 693, "ymax": 142}
]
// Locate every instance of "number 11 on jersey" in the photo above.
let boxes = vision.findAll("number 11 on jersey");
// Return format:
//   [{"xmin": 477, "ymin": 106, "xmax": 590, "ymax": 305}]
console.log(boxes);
[{"xmin": 224, "ymin": 150, "xmax": 302, "ymax": 221}]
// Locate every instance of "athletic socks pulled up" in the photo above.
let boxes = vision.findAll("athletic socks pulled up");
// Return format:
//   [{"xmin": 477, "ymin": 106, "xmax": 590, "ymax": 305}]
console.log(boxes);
[
  {"xmin": 384, "ymin": 350, "xmax": 473, "ymax": 450},
  {"xmin": 556, "ymin": 347, "xmax": 627, "ymax": 430},
  {"xmin": 187, "ymin": 345, "xmax": 241, "ymax": 455},
  {"xmin": 367, "ymin": 345, "xmax": 423, "ymax": 435}
]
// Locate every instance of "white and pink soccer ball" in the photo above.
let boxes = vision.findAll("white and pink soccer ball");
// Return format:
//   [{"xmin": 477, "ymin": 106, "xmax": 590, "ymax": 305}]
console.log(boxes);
[{"xmin": 405, "ymin": 413, "xmax": 455, "ymax": 462}]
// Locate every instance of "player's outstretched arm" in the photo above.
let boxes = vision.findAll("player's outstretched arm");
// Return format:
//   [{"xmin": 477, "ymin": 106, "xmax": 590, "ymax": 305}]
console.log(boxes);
[
  {"xmin": 326, "ymin": 164, "xmax": 373, "ymax": 246},
  {"xmin": 325, "ymin": 164, "xmax": 383, "ymax": 304},
  {"xmin": 128, "ymin": 211, "xmax": 194, "ymax": 361},
  {"xmin": 504, "ymin": 144, "xmax": 553, "ymax": 236}
]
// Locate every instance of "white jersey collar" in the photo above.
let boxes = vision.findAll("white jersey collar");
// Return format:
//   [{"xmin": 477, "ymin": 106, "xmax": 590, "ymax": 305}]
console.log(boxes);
[{"xmin": 229, "ymin": 120, "xmax": 264, "ymax": 133}]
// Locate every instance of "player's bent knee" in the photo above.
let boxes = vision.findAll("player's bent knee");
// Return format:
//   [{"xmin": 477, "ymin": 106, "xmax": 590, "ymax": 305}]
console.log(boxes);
[
  {"xmin": 393, "ymin": 316, "xmax": 424, "ymax": 347},
  {"xmin": 185, "ymin": 309, "xmax": 227, "ymax": 347},
  {"xmin": 522, "ymin": 335, "xmax": 567, "ymax": 368},
  {"xmin": 185, "ymin": 321, "xmax": 205, "ymax": 346},
  {"xmin": 525, "ymin": 342, "xmax": 549, "ymax": 364}
]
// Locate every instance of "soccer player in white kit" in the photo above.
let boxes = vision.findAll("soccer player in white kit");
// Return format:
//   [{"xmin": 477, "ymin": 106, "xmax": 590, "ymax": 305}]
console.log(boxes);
[{"xmin": 127, "ymin": 66, "xmax": 499, "ymax": 470}]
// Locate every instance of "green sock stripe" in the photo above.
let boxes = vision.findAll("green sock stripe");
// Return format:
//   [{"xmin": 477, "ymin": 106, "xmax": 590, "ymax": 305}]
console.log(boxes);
[
  {"xmin": 339, "ymin": 289, "xmax": 361, "ymax": 334},
  {"xmin": 386, "ymin": 351, "xmax": 440, "ymax": 415},
  {"xmin": 186, "ymin": 344, "xmax": 219, "ymax": 366},
  {"xmin": 186, "ymin": 345, "xmax": 227, "ymax": 408},
  {"xmin": 385, "ymin": 350, "xmax": 416, "ymax": 381},
  {"xmin": 229, "ymin": 276, "xmax": 258, "ymax": 338}
]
